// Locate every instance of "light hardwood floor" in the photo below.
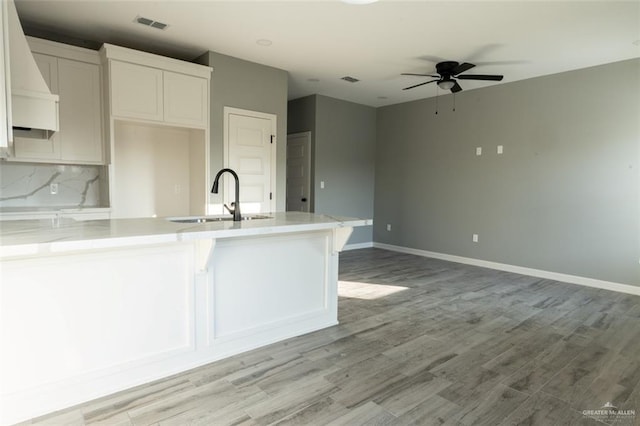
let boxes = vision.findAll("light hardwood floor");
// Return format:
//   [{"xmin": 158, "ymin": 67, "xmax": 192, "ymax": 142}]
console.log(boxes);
[{"xmin": 22, "ymin": 248, "xmax": 640, "ymax": 425}]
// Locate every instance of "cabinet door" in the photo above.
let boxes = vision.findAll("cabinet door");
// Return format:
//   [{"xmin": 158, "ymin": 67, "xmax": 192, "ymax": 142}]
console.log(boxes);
[
  {"xmin": 163, "ymin": 71, "xmax": 207, "ymax": 128},
  {"xmin": 12, "ymin": 53, "xmax": 61, "ymax": 160},
  {"xmin": 57, "ymin": 58, "xmax": 103, "ymax": 163},
  {"xmin": 110, "ymin": 60, "xmax": 163, "ymax": 122}
]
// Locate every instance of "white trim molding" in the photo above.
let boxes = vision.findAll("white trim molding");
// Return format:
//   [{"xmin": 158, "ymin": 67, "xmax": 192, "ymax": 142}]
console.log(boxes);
[
  {"xmin": 343, "ymin": 241, "xmax": 374, "ymax": 251},
  {"xmin": 374, "ymin": 242, "xmax": 640, "ymax": 297}
]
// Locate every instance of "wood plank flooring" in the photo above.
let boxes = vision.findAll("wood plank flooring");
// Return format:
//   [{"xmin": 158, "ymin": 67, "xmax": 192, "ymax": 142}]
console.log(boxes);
[{"xmin": 21, "ymin": 248, "xmax": 640, "ymax": 425}]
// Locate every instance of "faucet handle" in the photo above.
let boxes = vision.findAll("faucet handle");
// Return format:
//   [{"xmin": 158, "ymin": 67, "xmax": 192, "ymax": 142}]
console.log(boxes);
[{"xmin": 223, "ymin": 202, "xmax": 236, "ymax": 215}]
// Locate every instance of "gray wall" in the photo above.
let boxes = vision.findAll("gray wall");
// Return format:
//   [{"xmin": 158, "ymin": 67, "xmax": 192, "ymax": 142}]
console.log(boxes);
[
  {"xmin": 288, "ymin": 95, "xmax": 376, "ymax": 245},
  {"xmin": 375, "ymin": 59, "xmax": 640, "ymax": 286},
  {"xmin": 196, "ymin": 51, "xmax": 288, "ymax": 211}
]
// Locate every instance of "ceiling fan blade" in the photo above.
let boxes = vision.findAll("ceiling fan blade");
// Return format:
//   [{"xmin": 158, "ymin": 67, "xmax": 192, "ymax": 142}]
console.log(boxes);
[
  {"xmin": 418, "ymin": 55, "xmax": 447, "ymax": 64},
  {"xmin": 402, "ymin": 79, "xmax": 439, "ymax": 90},
  {"xmin": 457, "ymin": 74, "xmax": 504, "ymax": 81},
  {"xmin": 401, "ymin": 73, "xmax": 439, "ymax": 78},
  {"xmin": 452, "ymin": 62, "xmax": 475, "ymax": 75},
  {"xmin": 451, "ymin": 81, "xmax": 463, "ymax": 93}
]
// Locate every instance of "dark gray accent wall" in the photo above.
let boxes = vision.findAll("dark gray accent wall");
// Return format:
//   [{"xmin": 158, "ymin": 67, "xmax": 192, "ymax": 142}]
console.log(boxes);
[
  {"xmin": 288, "ymin": 96, "xmax": 316, "ymax": 135},
  {"xmin": 288, "ymin": 95, "xmax": 376, "ymax": 245},
  {"xmin": 375, "ymin": 59, "xmax": 640, "ymax": 286},
  {"xmin": 195, "ymin": 51, "xmax": 288, "ymax": 210}
]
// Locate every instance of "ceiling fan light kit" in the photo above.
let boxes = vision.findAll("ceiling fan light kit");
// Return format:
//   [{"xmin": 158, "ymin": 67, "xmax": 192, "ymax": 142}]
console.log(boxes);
[
  {"xmin": 437, "ymin": 80, "xmax": 455, "ymax": 90},
  {"xmin": 402, "ymin": 61, "xmax": 504, "ymax": 94}
]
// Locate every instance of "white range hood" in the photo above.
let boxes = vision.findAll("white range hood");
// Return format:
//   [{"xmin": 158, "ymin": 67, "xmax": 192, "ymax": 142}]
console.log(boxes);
[{"xmin": 5, "ymin": 0, "xmax": 59, "ymax": 134}]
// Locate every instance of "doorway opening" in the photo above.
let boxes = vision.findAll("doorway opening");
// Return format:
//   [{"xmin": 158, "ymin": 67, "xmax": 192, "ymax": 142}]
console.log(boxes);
[{"xmin": 286, "ymin": 131, "xmax": 312, "ymax": 212}]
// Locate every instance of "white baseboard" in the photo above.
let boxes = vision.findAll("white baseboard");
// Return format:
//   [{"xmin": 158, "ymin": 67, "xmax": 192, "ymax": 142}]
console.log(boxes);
[
  {"xmin": 373, "ymin": 242, "xmax": 640, "ymax": 297},
  {"xmin": 343, "ymin": 241, "xmax": 374, "ymax": 251}
]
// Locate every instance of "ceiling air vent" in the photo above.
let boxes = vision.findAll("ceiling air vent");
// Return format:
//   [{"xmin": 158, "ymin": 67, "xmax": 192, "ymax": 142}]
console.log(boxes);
[
  {"xmin": 134, "ymin": 16, "xmax": 169, "ymax": 30},
  {"xmin": 341, "ymin": 76, "xmax": 360, "ymax": 83}
]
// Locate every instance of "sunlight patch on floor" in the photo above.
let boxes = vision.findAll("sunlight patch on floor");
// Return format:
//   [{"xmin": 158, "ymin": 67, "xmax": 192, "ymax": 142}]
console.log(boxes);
[{"xmin": 338, "ymin": 280, "xmax": 409, "ymax": 300}]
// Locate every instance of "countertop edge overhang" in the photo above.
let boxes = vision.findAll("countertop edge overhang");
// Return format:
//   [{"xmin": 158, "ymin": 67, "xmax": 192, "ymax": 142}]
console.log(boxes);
[
  {"xmin": 0, "ymin": 207, "xmax": 112, "ymax": 214},
  {"xmin": 0, "ymin": 212, "xmax": 372, "ymax": 258}
]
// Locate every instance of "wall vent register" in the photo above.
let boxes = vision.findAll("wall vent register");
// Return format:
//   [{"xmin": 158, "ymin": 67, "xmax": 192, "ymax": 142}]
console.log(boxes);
[{"xmin": 134, "ymin": 15, "xmax": 168, "ymax": 30}]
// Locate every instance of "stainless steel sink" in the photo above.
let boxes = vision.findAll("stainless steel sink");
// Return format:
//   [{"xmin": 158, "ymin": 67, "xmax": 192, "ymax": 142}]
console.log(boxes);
[
  {"xmin": 168, "ymin": 215, "xmax": 272, "ymax": 224},
  {"xmin": 240, "ymin": 214, "xmax": 272, "ymax": 221}
]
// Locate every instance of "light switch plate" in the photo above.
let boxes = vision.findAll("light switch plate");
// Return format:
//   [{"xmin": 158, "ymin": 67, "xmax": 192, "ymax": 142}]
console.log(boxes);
[{"xmin": 476, "ymin": 147, "xmax": 482, "ymax": 156}]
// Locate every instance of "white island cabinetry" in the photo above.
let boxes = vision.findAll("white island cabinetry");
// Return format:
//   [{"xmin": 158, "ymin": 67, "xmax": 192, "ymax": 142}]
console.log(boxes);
[{"xmin": 0, "ymin": 212, "xmax": 371, "ymax": 425}]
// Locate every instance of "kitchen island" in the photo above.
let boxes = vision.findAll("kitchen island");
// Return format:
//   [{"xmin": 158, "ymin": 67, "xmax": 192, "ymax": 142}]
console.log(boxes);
[{"xmin": 0, "ymin": 212, "xmax": 371, "ymax": 425}]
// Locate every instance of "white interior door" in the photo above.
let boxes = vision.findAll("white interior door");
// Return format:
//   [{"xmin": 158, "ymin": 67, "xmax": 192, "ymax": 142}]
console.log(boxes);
[
  {"xmin": 224, "ymin": 108, "xmax": 276, "ymax": 213},
  {"xmin": 286, "ymin": 132, "xmax": 311, "ymax": 212}
]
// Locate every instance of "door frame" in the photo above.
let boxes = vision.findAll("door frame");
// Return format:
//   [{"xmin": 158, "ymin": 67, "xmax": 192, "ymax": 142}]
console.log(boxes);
[
  {"xmin": 286, "ymin": 131, "xmax": 312, "ymax": 213},
  {"xmin": 223, "ymin": 106, "xmax": 277, "ymax": 212}
]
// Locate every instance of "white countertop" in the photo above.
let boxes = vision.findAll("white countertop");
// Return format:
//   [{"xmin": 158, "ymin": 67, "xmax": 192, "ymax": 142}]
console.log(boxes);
[
  {"xmin": 0, "ymin": 207, "xmax": 110, "ymax": 213},
  {"xmin": 0, "ymin": 212, "xmax": 372, "ymax": 258},
  {"xmin": 0, "ymin": 207, "xmax": 111, "ymax": 221}
]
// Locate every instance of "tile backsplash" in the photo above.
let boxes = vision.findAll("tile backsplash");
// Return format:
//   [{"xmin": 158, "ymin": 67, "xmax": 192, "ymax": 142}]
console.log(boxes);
[{"xmin": 0, "ymin": 162, "xmax": 105, "ymax": 209}]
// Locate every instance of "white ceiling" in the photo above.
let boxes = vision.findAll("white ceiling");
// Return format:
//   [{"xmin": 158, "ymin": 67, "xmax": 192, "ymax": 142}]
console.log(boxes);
[{"xmin": 14, "ymin": 0, "xmax": 640, "ymax": 107}]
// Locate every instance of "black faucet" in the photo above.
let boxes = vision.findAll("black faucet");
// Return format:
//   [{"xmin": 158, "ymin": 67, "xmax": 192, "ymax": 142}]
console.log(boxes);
[{"xmin": 211, "ymin": 168, "xmax": 242, "ymax": 221}]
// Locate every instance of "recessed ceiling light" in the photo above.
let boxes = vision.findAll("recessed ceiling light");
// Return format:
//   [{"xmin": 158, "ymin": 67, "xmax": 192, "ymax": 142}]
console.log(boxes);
[{"xmin": 256, "ymin": 39, "xmax": 273, "ymax": 47}]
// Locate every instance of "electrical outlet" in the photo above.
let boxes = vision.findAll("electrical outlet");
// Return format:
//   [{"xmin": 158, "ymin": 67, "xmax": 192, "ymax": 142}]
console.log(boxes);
[
  {"xmin": 50, "ymin": 183, "xmax": 58, "ymax": 195},
  {"xmin": 476, "ymin": 147, "xmax": 482, "ymax": 156},
  {"xmin": 320, "ymin": 181, "xmax": 325, "ymax": 189},
  {"xmin": 473, "ymin": 234, "xmax": 479, "ymax": 243},
  {"xmin": 387, "ymin": 224, "xmax": 392, "ymax": 231},
  {"xmin": 497, "ymin": 145, "xmax": 503, "ymax": 154}
]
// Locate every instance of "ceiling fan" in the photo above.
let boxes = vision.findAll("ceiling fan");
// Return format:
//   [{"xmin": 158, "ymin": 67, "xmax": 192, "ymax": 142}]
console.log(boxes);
[{"xmin": 402, "ymin": 61, "xmax": 504, "ymax": 93}]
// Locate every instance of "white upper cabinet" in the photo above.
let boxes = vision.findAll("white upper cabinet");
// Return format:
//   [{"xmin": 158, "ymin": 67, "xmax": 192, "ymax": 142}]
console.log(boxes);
[
  {"xmin": 57, "ymin": 58, "xmax": 102, "ymax": 162},
  {"xmin": 110, "ymin": 60, "xmax": 163, "ymax": 122},
  {"xmin": 163, "ymin": 71, "xmax": 208, "ymax": 127},
  {"xmin": 13, "ymin": 53, "xmax": 60, "ymax": 160},
  {"xmin": 12, "ymin": 38, "xmax": 104, "ymax": 164},
  {"xmin": 102, "ymin": 44, "xmax": 211, "ymax": 129},
  {"xmin": 33, "ymin": 52, "xmax": 58, "ymax": 91}
]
